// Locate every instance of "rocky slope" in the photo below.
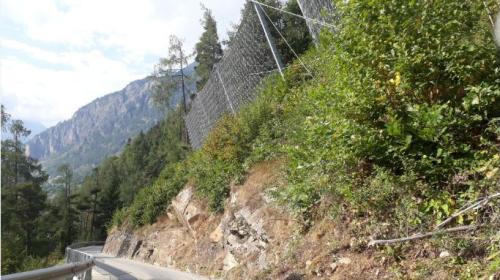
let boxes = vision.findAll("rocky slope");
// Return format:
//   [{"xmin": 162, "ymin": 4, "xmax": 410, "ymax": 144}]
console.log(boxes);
[
  {"xmin": 103, "ymin": 161, "xmax": 380, "ymax": 280},
  {"xmin": 104, "ymin": 161, "xmax": 296, "ymax": 279},
  {"xmin": 103, "ymin": 160, "xmax": 499, "ymax": 280},
  {"xmin": 26, "ymin": 64, "xmax": 195, "ymax": 178}
]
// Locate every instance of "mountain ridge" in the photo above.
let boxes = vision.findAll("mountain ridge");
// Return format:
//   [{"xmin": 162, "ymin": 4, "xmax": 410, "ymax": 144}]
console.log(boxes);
[{"xmin": 26, "ymin": 63, "xmax": 195, "ymax": 179}]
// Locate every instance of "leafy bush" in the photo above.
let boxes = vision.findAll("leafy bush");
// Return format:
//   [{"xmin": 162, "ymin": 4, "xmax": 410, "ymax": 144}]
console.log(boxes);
[
  {"xmin": 18, "ymin": 251, "xmax": 63, "ymax": 273},
  {"xmin": 187, "ymin": 76, "xmax": 287, "ymax": 211},
  {"xmin": 275, "ymin": 0, "xmax": 500, "ymax": 227},
  {"xmin": 111, "ymin": 207, "xmax": 127, "ymax": 228},
  {"xmin": 125, "ymin": 163, "xmax": 187, "ymax": 228}
]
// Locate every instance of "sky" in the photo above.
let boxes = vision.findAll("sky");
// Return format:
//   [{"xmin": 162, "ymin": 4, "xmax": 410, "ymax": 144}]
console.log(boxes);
[{"xmin": 0, "ymin": 0, "xmax": 246, "ymax": 127}]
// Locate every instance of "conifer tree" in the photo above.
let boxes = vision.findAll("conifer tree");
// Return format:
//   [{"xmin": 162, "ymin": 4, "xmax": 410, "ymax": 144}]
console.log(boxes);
[
  {"xmin": 1, "ymin": 108, "xmax": 49, "ymax": 273},
  {"xmin": 56, "ymin": 164, "xmax": 76, "ymax": 248},
  {"xmin": 194, "ymin": 5, "xmax": 223, "ymax": 91},
  {"xmin": 151, "ymin": 36, "xmax": 192, "ymax": 144}
]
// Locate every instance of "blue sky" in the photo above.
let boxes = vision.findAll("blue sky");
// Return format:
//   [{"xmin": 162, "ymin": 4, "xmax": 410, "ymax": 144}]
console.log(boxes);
[{"xmin": 0, "ymin": 0, "xmax": 245, "ymax": 127}]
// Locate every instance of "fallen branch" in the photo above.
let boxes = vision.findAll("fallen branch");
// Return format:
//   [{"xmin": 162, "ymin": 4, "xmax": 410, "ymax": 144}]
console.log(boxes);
[
  {"xmin": 435, "ymin": 192, "xmax": 500, "ymax": 230},
  {"xmin": 368, "ymin": 225, "xmax": 478, "ymax": 247}
]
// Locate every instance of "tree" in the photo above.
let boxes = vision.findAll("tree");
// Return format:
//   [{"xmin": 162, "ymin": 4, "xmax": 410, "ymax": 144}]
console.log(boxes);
[
  {"xmin": 9, "ymin": 120, "xmax": 31, "ymax": 185},
  {"xmin": 57, "ymin": 164, "xmax": 75, "ymax": 248},
  {"xmin": 88, "ymin": 168, "xmax": 101, "ymax": 239},
  {"xmin": 75, "ymin": 194, "xmax": 92, "ymax": 241},
  {"xmin": 195, "ymin": 5, "xmax": 223, "ymax": 90},
  {"xmin": 280, "ymin": 0, "xmax": 312, "ymax": 63},
  {"xmin": 151, "ymin": 35, "xmax": 192, "ymax": 144},
  {"xmin": 1, "ymin": 109, "xmax": 49, "ymax": 274},
  {"xmin": 94, "ymin": 158, "xmax": 121, "ymax": 239},
  {"xmin": 1, "ymin": 104, "xmax": 11, "ymax": 132},
  {"xmin": 15, "ymin": 183, "xmax": 47, "ymax": 255},
  {"xmin": 152, "ymin": 36, "xmax": 191, "ymax": 111}
]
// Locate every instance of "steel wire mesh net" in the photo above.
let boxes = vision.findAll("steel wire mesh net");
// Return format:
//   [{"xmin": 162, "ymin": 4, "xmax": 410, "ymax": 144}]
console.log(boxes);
[
  {"xmin": 297, "ymin": 0, "xmax": 336, "ymax": 42},
  {"xmin": 185, "ymin": 3, "xmax": 276, "ymax": 149},
  {"xmin": 186, "ymin": 1, "xmax": 335, "ymax": 149}
]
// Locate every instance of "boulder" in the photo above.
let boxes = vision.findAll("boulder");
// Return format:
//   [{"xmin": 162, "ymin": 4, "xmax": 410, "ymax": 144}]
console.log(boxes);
[
  {"xmin": 210, "ymin": 225, "xmax": 224, "ymax": 243},
  {"xmin": 172, "ymin": 186, "xmax": 193, "ymax": 213},
  {"xmin": 223, "ymin": 252, "xmax": 238, "ymax": 271}
]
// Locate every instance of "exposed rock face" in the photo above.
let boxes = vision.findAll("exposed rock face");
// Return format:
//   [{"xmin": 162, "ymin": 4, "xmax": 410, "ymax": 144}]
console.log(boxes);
[
  {"xmin": 103, "ymin": 161, "xmax": 297, "ymax": 279},
  {"xmin": 25, "ymin": 64, "xmax": 195, "ymax": 178}
]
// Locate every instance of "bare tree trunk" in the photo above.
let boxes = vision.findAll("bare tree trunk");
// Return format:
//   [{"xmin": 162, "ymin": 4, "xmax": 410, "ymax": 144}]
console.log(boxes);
[{"xmin": 90, "ymin": 192, "xmax": 98, "ymax": 239}]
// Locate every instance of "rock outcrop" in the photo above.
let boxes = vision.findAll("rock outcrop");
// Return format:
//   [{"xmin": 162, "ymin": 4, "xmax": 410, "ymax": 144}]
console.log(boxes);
[{"xmin": 103, "ymin": 161, "xmax": 297, "ymax": 279}]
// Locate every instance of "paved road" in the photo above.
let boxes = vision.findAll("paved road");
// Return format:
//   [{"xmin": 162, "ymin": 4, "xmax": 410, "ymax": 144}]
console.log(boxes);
[{"xmin": 78, "ymin": 246, "xmax": 209, "ymax": 280}]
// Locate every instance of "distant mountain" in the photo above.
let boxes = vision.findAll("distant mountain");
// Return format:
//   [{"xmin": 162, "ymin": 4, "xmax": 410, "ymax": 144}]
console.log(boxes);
[
  {"xmin": 2, "ymin": 120, "xmax": 47, "ymax": 142},
  {"xmin": 26, "ymin": 63, "xmax": 196, "ymax": 179}
]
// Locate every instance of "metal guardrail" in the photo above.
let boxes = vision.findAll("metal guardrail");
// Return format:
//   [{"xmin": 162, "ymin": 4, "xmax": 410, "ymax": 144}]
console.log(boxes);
[
  {"xmin": 2, "ymin": 241, "xmax": 105, "ymax": 280},
  {"xmin": 1, "ymin": 262, "xmax": 94, "ymax": 280}
]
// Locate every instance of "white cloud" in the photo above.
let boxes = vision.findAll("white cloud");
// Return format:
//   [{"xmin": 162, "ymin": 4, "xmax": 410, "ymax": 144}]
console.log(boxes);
[
  {"xmin": 0, "ymin": 0, "xmax": 246, "ymax": 127},
  {"xmin": 1, "ymin": 0, "xmax": 245, "ymax": 59},
  {"xmin": 1, "ymin": 52, "xmax": 140, "ymax": 126}
]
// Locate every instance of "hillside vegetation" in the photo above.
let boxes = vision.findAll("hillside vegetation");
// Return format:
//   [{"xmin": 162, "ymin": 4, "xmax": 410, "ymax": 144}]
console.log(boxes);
[{"xmin": 110, "ymin": 0, "xmax": 498, "ymax": 277}]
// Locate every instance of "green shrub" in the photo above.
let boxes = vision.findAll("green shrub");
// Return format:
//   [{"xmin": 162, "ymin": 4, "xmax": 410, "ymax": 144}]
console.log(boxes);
[
  {"xmin": 111, "ymin": 207, "xmax": 127, "ymax": 228},
  {"xmin": 19, "ymin": 251, "xmax": 63, "ymax": 273},
  {"xmin": 141, "ymin": 164, "xmax": 187, "ymax": 225},
  {"xmin": 125, "ymin": 163, "xmax": 187, "ymax": 228},
  {"xmin": 275, "ymin": 0, "xmax": 500, "ymax": 226},
  {"xmin": 187, "ymin": 75, "xmax": 288, "ymax": 212}
]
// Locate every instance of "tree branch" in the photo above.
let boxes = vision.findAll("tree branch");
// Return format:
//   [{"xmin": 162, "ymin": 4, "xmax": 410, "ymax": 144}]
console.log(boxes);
[
  {"xmin": 368, "ymin": 225, "xmax": 478, "ymax": 247},
  {"xmin": 435, "ymin": 192, "xmax": 500, "ymax": 230}
]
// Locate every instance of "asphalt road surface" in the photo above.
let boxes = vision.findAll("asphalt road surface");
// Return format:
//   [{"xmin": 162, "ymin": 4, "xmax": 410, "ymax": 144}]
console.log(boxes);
[{"xmin": 77, "ymin": 246, "xmax": 209, "ymax": 280}]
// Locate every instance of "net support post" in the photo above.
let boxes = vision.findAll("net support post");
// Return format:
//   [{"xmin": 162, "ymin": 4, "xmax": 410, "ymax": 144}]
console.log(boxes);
[
  {"xmin": 295, "ymin": 0, "xmax": 319, "ymax": 45},
  {"xmin": 253, "ymin": 2, "xmax": 285, "ymax": 79},
  {"xmin": 216, "ymin": 67, "xmax": 236, "ymax": 114}
]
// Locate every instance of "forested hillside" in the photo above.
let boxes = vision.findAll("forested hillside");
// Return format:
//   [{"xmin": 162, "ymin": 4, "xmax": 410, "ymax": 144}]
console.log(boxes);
[{"xmin": 1, "ymin": 105, "xmax": 187, "ymax": 274}]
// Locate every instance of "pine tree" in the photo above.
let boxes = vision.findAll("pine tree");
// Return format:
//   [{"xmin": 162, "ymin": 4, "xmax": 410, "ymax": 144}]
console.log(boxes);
[
  {"xmin": 9, "ymin": 120, "xmax": 31, "ymax": 185},
  {"xmin": 151, "ymin": 35, "xmax": 192, "ymax": 144},
  {"xmin": 1, "ymin": 104, "xmax": 11, "ymax": 132},
  {"xmin": 56, "ymin": 164, "xmax": 76, "ymax": 248},
  {"xmin": 280, "ymin": 0, "xmax": 312, "ymax": 63},
  {"xmin": 0, "ymin": 109, "xmax": 49, "ymax": 273},
  {"xmin": 15, "ymin": 182, "xmax": 47, "ymax": 255},
  {"xmin": 95, "ymin": 157, "xmax": 121, "ymax": 239},
  {"xmin": 194, "ymin": 5, "xmax": 223, "ymax": 91}
]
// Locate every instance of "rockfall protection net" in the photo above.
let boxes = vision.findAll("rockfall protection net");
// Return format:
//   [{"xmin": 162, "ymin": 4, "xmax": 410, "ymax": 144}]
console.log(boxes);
[
  {"xmin": 186, "ymin": 1, "xmax": 335, "ymax": 149},
  {"xmin": 296, "ymin": 0, "xmax": 336, "ymax": 43},
  {"xmin": 185, "ymin": 3, "xmax": 277, "ymax": 149}
]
